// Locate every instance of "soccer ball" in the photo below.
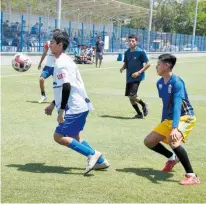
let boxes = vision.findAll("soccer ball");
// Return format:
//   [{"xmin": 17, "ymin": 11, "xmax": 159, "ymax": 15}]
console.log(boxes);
[{"xmin": 12, "ymin": 53, "xmax": 32, "ymax": 72}]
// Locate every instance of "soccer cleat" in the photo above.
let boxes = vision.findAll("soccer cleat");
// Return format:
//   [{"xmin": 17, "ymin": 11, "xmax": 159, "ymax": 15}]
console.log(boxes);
[
  {"xmin": 84, "ymin": 151, "xmax": 102, "ymax": 175},
  {"xmin": 142, "ymin": 104, "xmax": 148, "ymax": 116},
  {"xmin": 38, "ymin": 95, "xmax": 47, "ymax": 103},
  {"xmin": 93, "ymin": 159, "xmax": 110, "ymax": 170},
  {"xmin": 131, "ymin": 114, "xmax": 144, "ymax": 119},
  {"xmin": 179, "ymin": 174, "xmax": 200, "ymax": 185},
  {"xmin": 162, "ymin": 158, "xmax": 179, "ymax": 172}
]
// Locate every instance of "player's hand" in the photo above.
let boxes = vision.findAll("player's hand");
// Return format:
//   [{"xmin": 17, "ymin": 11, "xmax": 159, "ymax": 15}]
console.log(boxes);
[
  {"xmin": 120, "ymin": 67, "xmax": 125, "ymax": 73},
  {"xmin": 45, "ymin": 103, "xmax": 55, "ymax": 116},
  {"xmin": 170, "ymin": 128, "xmax": 179, "ymax": 142},
  {"xmin": 38, "ymin": 64, "xmax": 41, "ymax": 70},
  {"xmin": 57, "ymin": 109, "xmax": 65, "ymax": 123},
  {"xmin": 131, "ymin": 72, "xmax": 140, "ymax": 78}
]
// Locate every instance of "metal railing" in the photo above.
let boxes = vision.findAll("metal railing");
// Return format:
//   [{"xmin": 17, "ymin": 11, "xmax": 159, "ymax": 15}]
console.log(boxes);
[{"xmin": 1, "ymin": 12, "xmax": 206, "ymax": 53}]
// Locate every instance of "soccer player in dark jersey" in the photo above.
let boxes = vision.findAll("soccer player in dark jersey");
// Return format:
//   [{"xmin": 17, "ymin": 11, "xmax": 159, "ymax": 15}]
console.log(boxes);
[
  {"xmin": 120, "ymin": 34, "xmax": 150, "ymax": 118},
  {"xmin": 144, "ymin": 54, "xmax": 200, "ymax": 185}
]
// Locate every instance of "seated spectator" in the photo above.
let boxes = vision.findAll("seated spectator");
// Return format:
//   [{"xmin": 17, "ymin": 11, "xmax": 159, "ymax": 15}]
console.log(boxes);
[
  {"xmin": 74, "ymin": 45, "xmax": 81, "ymax": 56},
  {"xmin": 24, "ymin": 34, "xmax": 33, "ymax": 51},
  {"xmin": 3, "ymin": 20, "xmax": 10, "ymax": 37},
  {"xmin": 2, "ymin": 36, "xmax": 9, "ymax": 46},
  {"xmin": 73, "ymin": 34, "xmax": 79, "ymax": 45},
  {"xmin": 12, "ymin": 34, "xmax": 20, "ymax": 51},
  {"xmin": 30, "ymin": 23, "xmax": 39, "ymax": 35},
  {"xmin": 74, "ymin": 45, "xmax": 93, "ymax": 64}
]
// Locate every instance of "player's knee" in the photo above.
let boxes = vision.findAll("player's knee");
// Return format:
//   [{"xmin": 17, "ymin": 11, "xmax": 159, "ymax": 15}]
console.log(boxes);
[
  {"xmin": 75, "ymin": 134, "xmax": 81, "ymax": 142},
  {"xmin": 168, "ymin": 140, "xmax": 180, "ymax": 149},
  {"xmin": 40, "ymin": 77, "xmax": 45, "ymax": 82},
  {"xmin": 144, "ymin": 137, "xmax": 152, "ymax": 148},
  {"xmin": 54, "ymin": 133, "xmax": 65, "ymax": 145},
  {"xmin": 129, "ymin": 96, "xmax": 136, "ymax": 104}
]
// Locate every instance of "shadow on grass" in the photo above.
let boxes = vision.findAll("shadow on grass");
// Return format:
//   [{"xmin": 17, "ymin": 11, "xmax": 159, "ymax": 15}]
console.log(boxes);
[
  {"xmin": 116, "ymin": 167, "xmax": 177, "ymax": 184},
  {"xmin": 100, "ymin": 115, "xmax": 132, "ymax": 120},
  {"xmin": 26, "ymin": 100, "xmax": 51, "ymax": 104},
  {"xmin": 7, "ymin": 163, "xmax": 92, "ymax": 176}
]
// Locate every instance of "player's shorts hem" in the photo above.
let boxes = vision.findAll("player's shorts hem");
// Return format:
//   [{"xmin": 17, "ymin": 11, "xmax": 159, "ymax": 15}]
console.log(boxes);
[
  {"xmin": 125, "ymin": 81, "xmax": 141, "ymax": 96},
  {"xmin": 55, "ymin": 111, "xmax": 89, "ymax": 137},
  {"xmin": 96, "ymin": 52, "xmax": 103, "ymax": 60},
  {"xmin": 40, "ymin": 66, "xmax": 54, "ymax": 79},
  {"xmin": 153, "ymin": 115, "xmax": 196, "ymax": 144}
]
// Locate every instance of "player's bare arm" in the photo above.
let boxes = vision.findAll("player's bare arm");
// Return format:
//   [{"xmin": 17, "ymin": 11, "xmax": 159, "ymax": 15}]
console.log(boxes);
[
  {"xmin": 45, "ymin": 101, "xmax": 55, "ymax": 115},
  {"xmin": 38, "ymin": 49, "xmax": 48, "ymax": 70},
  {"xmin": 120, "ymin": 63, "xmax": 126, "ymax": 73}
]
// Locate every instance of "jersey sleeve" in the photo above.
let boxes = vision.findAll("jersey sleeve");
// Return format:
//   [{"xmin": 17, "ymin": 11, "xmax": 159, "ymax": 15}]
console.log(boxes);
[
  {"xmin": 156, "ymin": 81, "xmax": 161, "ymax": 98},
  {"xmin": 140, "ymin": 51, "xmax": 149, "ymax": 63},
  {"xmin": 172, "ymin": 81, "xmax": 184, "ymax": 128},
  {"xmin": 55, "ymin": 66, "xmax": 74, "ymax": 86},
  {"xmin": 123, "ymin": 51, "xmax": 127, "ymax": 64},
  {"xmin": 44, "ymin": 42, "xmax": 49, "ymax": 51}
]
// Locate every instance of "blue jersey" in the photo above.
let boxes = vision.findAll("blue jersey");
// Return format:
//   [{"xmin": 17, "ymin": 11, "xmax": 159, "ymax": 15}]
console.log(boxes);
[
  {"xmin": 156, "ymin": 74, "xmax": 194, "ymax": 128},
  {"xmin": 124, "ymin": 47, "xmax": 149, "ymax": 83}
]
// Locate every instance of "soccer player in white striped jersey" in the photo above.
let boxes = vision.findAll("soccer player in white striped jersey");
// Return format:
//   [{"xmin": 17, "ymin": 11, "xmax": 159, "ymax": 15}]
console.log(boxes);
[
  {"xmin": 44, "ymin": 31, "xmax": 110, "ymax": 175},
  {"xmin": 37, "ymin": 29, "xmax": 60, "ymax": 103}
]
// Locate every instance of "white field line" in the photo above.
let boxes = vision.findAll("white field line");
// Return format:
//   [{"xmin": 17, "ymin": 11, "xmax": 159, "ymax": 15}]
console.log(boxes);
[{"xmin": 1, "ymin": 59, "xmax": 205, "ymax": 78}]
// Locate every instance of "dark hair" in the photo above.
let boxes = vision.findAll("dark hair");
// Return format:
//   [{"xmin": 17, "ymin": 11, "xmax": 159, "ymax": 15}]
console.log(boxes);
[
  {"xmin": 53, "ymin": 28, "xmax": 61, "ymax": 33},
  {"xmin": 128, "ymin": 34, "xmax": 138, "ymax": 41},
  {"xmin": 158, "ymin": 54, "xmax": 177, "ymax": 69},
  {"xmin": 53, "ymin": 31, "xmax": 69, "ymax": 51}
]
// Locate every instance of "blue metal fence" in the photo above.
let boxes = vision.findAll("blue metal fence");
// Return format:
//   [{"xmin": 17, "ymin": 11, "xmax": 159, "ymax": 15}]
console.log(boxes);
[{"xmin": 1, "ymin": 12, "xmax": 206, "ymax": 53}]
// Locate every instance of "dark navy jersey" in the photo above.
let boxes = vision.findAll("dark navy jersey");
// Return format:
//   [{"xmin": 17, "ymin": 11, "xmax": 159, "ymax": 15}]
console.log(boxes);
[{"xmin": 124, "ymin": 47, "xmax": 149, "ymax": 83}]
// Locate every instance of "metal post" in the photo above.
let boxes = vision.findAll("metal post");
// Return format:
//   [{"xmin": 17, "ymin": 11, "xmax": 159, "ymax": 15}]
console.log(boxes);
[
  {"xmin": 92, "ymin": 24, "xmax": 95, "ymax": 46},
  {"xmin": 192, "ymin": 0, "xmax": 198, "ymax": 51},
  {"xmin": 103, "ymin": 25, "xmax": 105, "ymax": 40},
  {"xmin": 147, "ymin": 0, "xmax": 153, "ymax": 51},
  {"xmin": 201, "ymin": 36, "xmax": 204, "ymax": 51},
  {"xmin": 183, "ymin": 34, "xmax": 185, "ymax": 51},
  {"xmin": 160, "ymin": 32, "xmax": 163, "ymax": 52},
  {"xmin": 175, "ymin": 34, "xmax": 177, "ymax": 52},
  {"xmin": 81, "ymin": 22, "xmax": 84, "ymax": 45},
  {"xmin": 69, "ymin": 21, "xmax": 71, "ymax": 37},
  {"xmin": 56, "ymin": 0, "xmax": 61, "ymax": 29},
  {"xmin": 68, "ymin": 21, "xmax": 71, "ymax": 51},
  {"xmin": 155, "ymin": 31, "xmax": 158, "ymax": 52},
  {"xmin": 20, "ymin": 15, "xmax": 24, "ymax": 52},
  {"xmin": 39, "ymin": 16, "xmax": 41, "ymax": 52},
  {"xmin": 120, "ymin": 26, "xmax": 123, "ymax": 50},
  {"xmin": 1, "ymin": 12, "xmax": 3, "ymax": 52},
  {"xmin": 143, "ymin": 30, "xmax": 145, "ymax": 50},
  {"xmin": 179, "ymin": 34, "xmax": 182, "ymax": 52},
  {"xmin": 112, "ymin": 26, "xmax": 114, "ymax": 52},
  {"xmin": 55, "ymin": 19, "xmax": 57, "ymax": 29}
]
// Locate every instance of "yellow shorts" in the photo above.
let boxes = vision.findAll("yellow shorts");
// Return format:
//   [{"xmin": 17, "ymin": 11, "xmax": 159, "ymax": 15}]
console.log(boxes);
[{"xmin": 153, "ymin": 115, "xmax": 196, "ymax": 144}]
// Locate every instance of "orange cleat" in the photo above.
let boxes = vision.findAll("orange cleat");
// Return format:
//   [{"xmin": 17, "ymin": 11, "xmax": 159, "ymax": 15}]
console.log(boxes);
[
  {"xmin": 162, "ymin": 159, "xmax": 178, "ymax": 172},
  {"xmin": 179, "ymin": 174, "xmax": 200, "ymax": 185}
]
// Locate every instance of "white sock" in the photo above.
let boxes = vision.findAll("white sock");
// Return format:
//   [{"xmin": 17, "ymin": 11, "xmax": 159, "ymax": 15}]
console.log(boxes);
[
  {"xmin": 186, "ymin": 173, "xmax": 196, "ymax": 177},
  {"xmin": 168, "ymin": 154, "xmax": 176, "ymax": 161}
]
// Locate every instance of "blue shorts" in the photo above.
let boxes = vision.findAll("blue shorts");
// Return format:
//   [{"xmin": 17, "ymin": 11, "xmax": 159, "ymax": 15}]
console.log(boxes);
[
  {"xmin": 55, "ymin": 111, "xmax": 89, "ymax": 137},
  {"xmin": 40, "ymin": 66, "xmax": 54, "ymax": 79}
]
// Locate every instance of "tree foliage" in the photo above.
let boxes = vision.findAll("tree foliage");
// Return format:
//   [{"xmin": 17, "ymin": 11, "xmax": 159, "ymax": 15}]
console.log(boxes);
[{"xmin": 122, "ymin": 0, "xmax": 206, "ymax": 36}]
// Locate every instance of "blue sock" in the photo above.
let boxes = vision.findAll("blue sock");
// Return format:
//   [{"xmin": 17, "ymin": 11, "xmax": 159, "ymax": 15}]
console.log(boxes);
[
  {"xmin": 69, "ymin": 139, "xmax": 94, "ymax": 157},
  {"xmin": 81, "ymin": 140, "xmax": 105, "ymax": 164}
]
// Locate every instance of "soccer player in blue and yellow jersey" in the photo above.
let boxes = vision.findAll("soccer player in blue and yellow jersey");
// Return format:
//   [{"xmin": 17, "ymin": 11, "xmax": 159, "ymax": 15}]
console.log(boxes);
[{"xmin": 144, "ymin": 54, "xmax": 200, "ymax": 185}]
